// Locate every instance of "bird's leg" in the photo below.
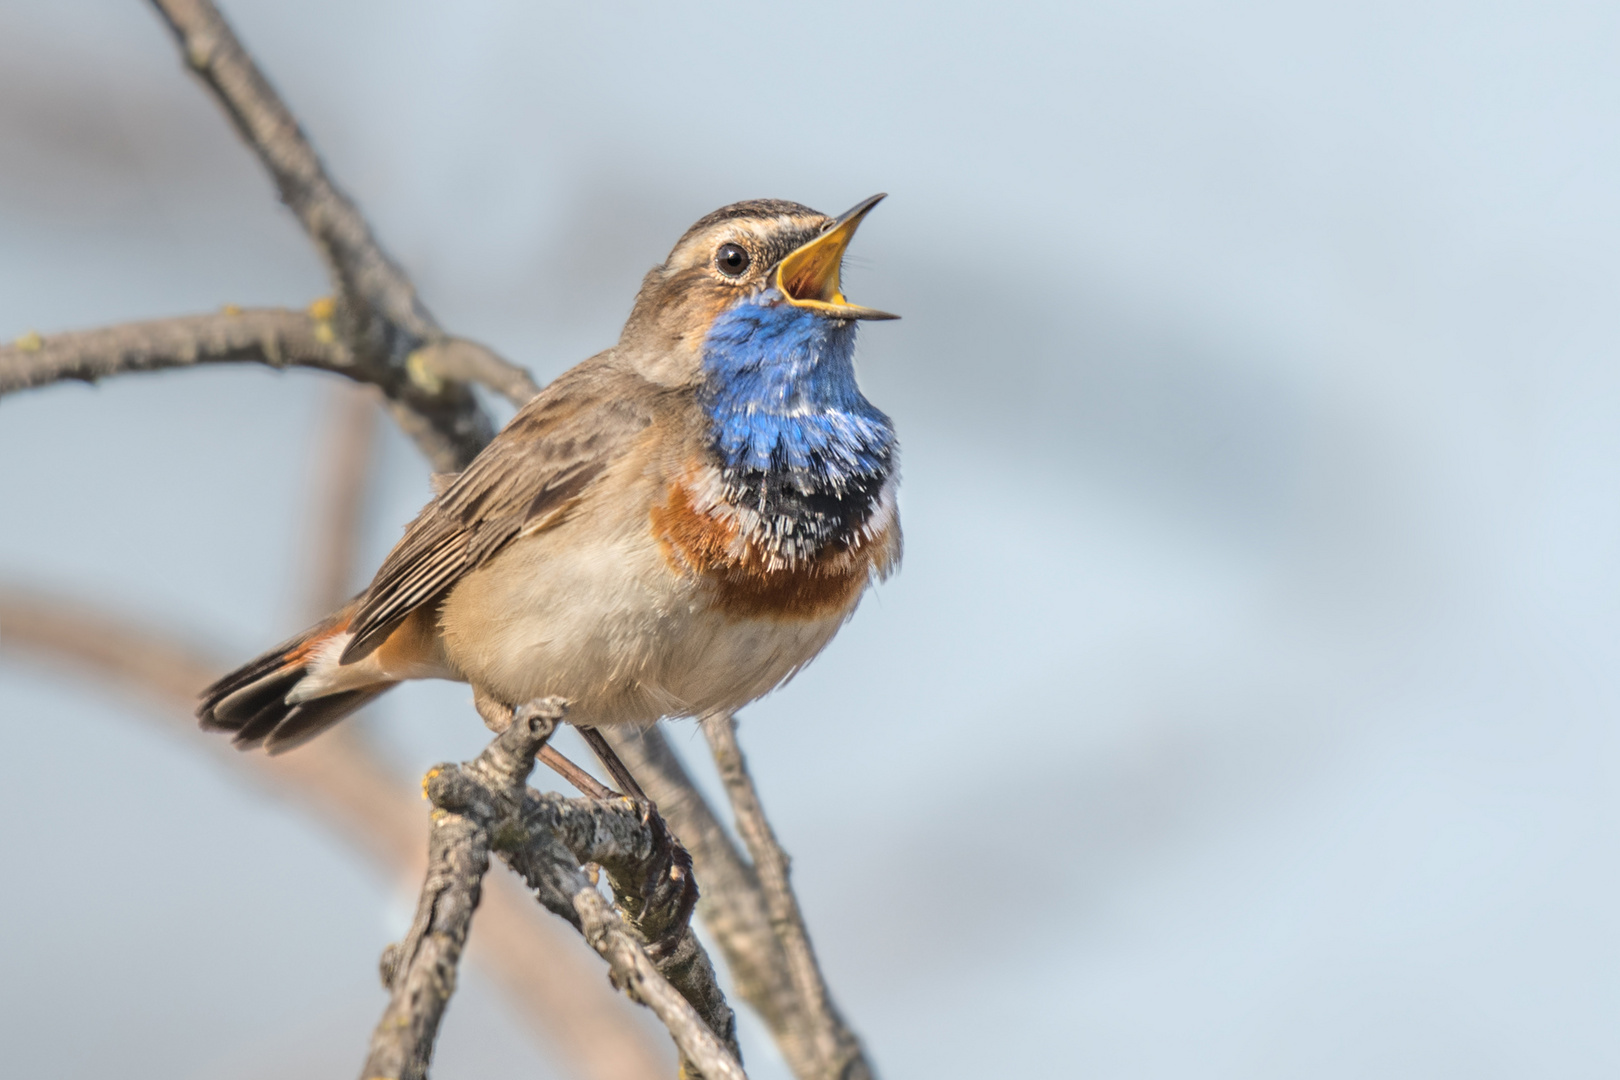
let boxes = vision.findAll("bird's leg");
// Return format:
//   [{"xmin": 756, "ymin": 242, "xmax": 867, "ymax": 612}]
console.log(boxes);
[
  {"xmin": 572, "ymin": 726, "xmax": 698, "ymax": 959},
  {"xmin": 474, "ymin": 687, "xmax": 615, "ymax": 799},
  {"xmin": 477, "ymin": 694, "xmax": 695, "ymax": 954},
  {"xmin": 576, "ymin": 725, "xmax": 652, "ymax": 809},
  {"xmin": 472, "ymin": 686, "xmax": 516, "ymax": 733},
  {"xmin": 538, "ymin": 745, "xmax": 616, "ymax": 800}
]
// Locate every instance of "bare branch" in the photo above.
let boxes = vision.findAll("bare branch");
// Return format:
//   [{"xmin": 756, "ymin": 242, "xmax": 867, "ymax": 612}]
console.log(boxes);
[
  {"xmin": 0, "ymin": 310, "xmax": 538, "ymax": 471},
  {"xmin": 363, "ymin": 803, "xmax": 490, "ymax": 1080},
  {"xmin": 147, "ymin": 0, "xmax": 430, "ymax": 344},
  {"xmin": 412, "ymin": 338, "xmax": 541, "ymax": 411},
  {"xmin": 423, "ymin": 705, "xmax": 747, "ymax": 1080},
  {"xmin": 702, "ymin": 713, "xmax": 874, "ymax": 1080},
  {"xmin": 506, "ymin": 786, "xmax": 736, "ymax": 1063},
  {"xmin": 142, "ymin": 0, "xmax": 543, "ymax": 467},
  {"xmin": 573, "ymin": 888, "xmax": 747, "ymax": 1080},
  {"xmin": 0, "ymin": 308, "xmax": 346, "ymax": 392},
  {"xmin": 362, "ymin": 701, "xmax": 566, "ymax": 1080},
  {"xmin": 0, "ymin": 587, "xmax": 669, "ymax": 1080}
]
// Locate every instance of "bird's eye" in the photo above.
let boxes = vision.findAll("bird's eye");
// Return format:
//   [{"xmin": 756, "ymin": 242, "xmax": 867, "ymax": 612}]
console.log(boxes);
[{"xmin": 715, "ymin": 242, "xmax": 751, "ymax": 277}]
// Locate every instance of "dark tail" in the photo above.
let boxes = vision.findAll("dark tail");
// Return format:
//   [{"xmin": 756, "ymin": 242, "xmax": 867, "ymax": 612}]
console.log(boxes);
[{"xmin": 198, "ymin": 602, "xmax": 393, "ymax": 754}]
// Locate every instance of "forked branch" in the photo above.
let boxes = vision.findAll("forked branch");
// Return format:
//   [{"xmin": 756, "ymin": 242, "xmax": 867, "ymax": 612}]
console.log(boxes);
[{"xmin": 369, "ymin": 700, "xmax": 746, "ymax": 1080}]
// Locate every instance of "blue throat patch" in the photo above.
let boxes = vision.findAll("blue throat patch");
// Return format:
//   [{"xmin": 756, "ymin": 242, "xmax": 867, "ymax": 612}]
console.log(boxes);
[{"xmin": 700, "ymin": 289, "xmax": 894, "ymax": 488}]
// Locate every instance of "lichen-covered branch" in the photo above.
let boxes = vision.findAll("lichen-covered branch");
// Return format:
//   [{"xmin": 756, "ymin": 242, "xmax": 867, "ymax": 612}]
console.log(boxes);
[
  {"xmin": 604, "ymin": 729, "xmax": 809, "ymax": 1052},
  {"xmin": 0, "ymin": 308, "xmax": 346, "ymax": 393},
  {"xmin": 424, "ymin": 705, "xmax": 744, "ymax": 1078},
  {"xmin": 362, "ymin": 804, "xmax": 490, "ymax": 1080}
]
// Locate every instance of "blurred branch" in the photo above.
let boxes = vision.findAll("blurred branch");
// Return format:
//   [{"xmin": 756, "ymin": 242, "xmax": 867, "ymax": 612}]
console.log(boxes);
[
  {"xmin": 307, "ymin": 381, "xmax": 379, "ymax": 617},
  {"xmin": 377, "ymin": 701, "xmax": 746, "ymax": 1080},
  {"xmin": 702, "ymin": 714, "xmax": 873, "ymax": 1080},
  {"xmin": 0, "ymin": 586, "xmax": 669, "ymax": 1080}
]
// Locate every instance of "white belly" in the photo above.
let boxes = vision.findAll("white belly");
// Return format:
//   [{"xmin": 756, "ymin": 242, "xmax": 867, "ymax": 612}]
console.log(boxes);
[{"xmin": 435, "ymin": 525, "xmax": 854, "ymax": 723}]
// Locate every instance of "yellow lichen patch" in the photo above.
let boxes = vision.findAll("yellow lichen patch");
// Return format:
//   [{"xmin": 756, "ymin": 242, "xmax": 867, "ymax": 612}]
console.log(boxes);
[
  {"xmin": 14, "ymin": 330, "xmax": 43, "ymax": 352},
  {"xmin": 306, "ymin": 297, "xmax": 338, "ymax": 344},
  {"xmin": 406, "ymin": 349, "xmax": 445, "ymax": 394},
  {"xmin": 422, "ymin": 766, "xmax": 441, "ymax": 800}
]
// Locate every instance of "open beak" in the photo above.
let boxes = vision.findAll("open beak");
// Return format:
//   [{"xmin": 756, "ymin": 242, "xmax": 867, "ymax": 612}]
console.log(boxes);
[{"xmin": 775, "ymin": 193, "xmax": 899, "ymax": 321}]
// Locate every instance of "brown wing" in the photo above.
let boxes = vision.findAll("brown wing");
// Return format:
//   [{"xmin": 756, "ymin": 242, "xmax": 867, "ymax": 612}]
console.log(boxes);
[{"xmin": 340, "ymin": 362, "xmax": 658, "ymax": 663}]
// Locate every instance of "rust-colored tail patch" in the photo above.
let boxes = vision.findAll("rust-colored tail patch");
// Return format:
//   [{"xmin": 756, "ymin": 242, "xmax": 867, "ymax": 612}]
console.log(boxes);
[{"xmin": 197, "ymin": 598, "xmax": 392, "ymax": 754}]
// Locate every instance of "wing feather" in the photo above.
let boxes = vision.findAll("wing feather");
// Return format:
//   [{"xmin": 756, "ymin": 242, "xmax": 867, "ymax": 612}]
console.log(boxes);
[{"xmin": 340, "ymin": 364, "xmax": 658, "ymax": 663}]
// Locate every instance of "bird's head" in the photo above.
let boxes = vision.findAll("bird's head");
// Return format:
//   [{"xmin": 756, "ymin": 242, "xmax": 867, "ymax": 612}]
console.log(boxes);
[
  {"xmin": 620, "ymin": 195, "xmax": 896, "ymax": 386},
  {"xmin": 621, "ymin": 195, "xmax": 898, "ymax": 487}
]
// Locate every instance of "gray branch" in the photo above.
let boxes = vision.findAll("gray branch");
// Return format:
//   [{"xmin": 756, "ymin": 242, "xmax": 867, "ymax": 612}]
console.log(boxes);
[
  {"xmin": 573, "ymin": 889, "xmax": 746, "ymax": 1080},
  {"xmin": 605, "ymin": 730, "xmax": 802, "ymax": 1037},
  {"xmin": 139, "ymin": 0, "xmax": 542, "ymax": 468},
  {"xmin": 376, "ymin": 700, "xmax": 747, "ymax": 1079},
  {"xmin": 0, "ymin": 308, "xmax": 538, "ymax": 472},
  {"xmin": 146, "ymin": 0, "xmax": 429, "ymax": 342},
  {"xmin": 363, "ymin": 803, "xmax": 490, "ymax": 1080},
  {"xmin": 0, "ymin": 308, "xmax": 347, "ymax": 390}
]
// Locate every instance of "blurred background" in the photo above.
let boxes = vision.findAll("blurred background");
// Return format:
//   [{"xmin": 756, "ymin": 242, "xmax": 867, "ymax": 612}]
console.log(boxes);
[{"xmin": 2, "ymin": 1, "xmax": 1618, "ymax": 1076}]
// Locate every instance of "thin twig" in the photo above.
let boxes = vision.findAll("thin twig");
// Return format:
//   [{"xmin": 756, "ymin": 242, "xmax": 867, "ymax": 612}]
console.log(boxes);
[
  {"xmin": 362, "ymin": 700, "xmax": 563, "ymax": 1080},
  {"xmin": 702, "ymin": 713, "xmax": 874, "ymax": 1080},
  {"xmin": 606, "ymin": 726, "xmax": 821, "ymax": 1074},
  {"xmin": 602, "ymin": 735, "xmax": 803, "ymax": 1029},
  {"xmin": 0, "ymin": 588, "xmax": 669, "ymax": 1080},
  {"xmin": 574, "ymin": 888, "xmax": 747, "ymax": 1080},
  {"xmin": 469, "ymin": 695, "xmax": 737, "ymax": 1067}
]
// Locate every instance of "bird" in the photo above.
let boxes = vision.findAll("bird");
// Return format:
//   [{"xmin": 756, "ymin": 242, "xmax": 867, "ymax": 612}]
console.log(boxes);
[{"xmin": 197, "ymin": 194, "xmax": 901, "ymax": 761}]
